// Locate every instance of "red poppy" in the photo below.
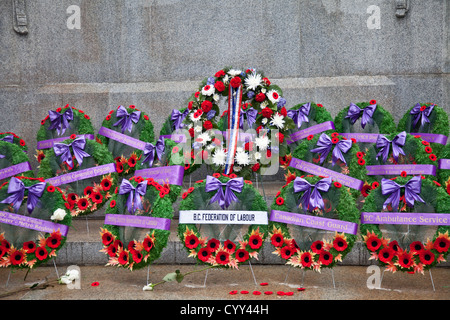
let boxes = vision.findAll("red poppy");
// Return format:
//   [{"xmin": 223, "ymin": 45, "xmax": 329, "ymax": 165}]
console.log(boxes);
[
  {"xmin": 300, "ymin": 251, "xmax": 313, "ymax": 268},
  {"xmin": 128, "ymin": 154, "xmax": 137, "ymax": 168},
  {"xmin": 333, "ymin": 236, "xmax": 348, "ymax": 252},
  {"xmin": 371, "ymin": 181, "xmax": 379, "ymax": 189},
  {"xmin": 19, "ymin": 139, "xmax": 26, "ymax": 146},
  {"xmin": 361, "ymin": 184, "xmax": 372, "ymax": 197},
  {"xmin": 397, "ymin": 251, "xmax": 414, "ymax": 269},
  {"xmin": 369, "ymin": 100, "xmax": 377, "ymax": 105},
  {"xmin": 378, "ymin": 247, "xmax": 395, "ymax": 263},
  {"xmin": 110, "ymin": 200, "xmax": 116, "ymax": 208},
  {"xmin": 311, "ymin": 240, "xmax": 324, "ymax": 254},
  {"xmin": 356, "ymin": 151, "xmax": 365, "ymax": 159},
  {"xmin": 358, "ymin": 158, "xmax": 366, "ymax": 166},
  {"xmin": 419, "ymin": 250, "xmax": 435, "ymax": 265},
  {"xmin": 46, "ymin": 185, "xmax": 55, "ymax": 193},
  {"xmin": 91, "ymin": 282, "xmax": 100, "ymax": 287},
  {"xmin": 319, "ymin": 250, "xmax": 333, "ymax": 266},
  {"xmin": 132, "ymin": 250, "xmax": 143, "ymax": 263},
  {"xmin": 23, "ymin": 241, "xmax": 36, "ymax": 254},
  {"xmin": 35, "ymin": 247, "xmax": 48, "ymax": 261},
  {"xmin": 332, "ymin": 137, "xmax": 339, "ymax": 144},
  {"xmin": 253, "ymin": 291, "xmax": 261, "ymax": 296},
  {"xmin": 421, "ymin": 140, "xmax": 429, "ymax": 146},
  {"xmin": 46, "ymin": 232, "xmax": 62, "ymax": 249},
  {"xmin": 105, "ymin": 115, "xmax": 111, "ymax": 121},
  {"xmin": 102, "ymin": 232, "xmax": 113, "ymax": 246},
  {"xmin": 307, "ymin": 135, "xmax": 314, "ymax": 141},
  {"xmin": 215, "ymin": 250, "xmax": 230, "ymax": 265},
  {"xmin": 425, "ymin": 146, "xmax": 433, "ymax": 154},
  {"xmin": 333, "ymin": 182, "xmax": 342, "ymax": 188},
  {"xmin": 84, "ymin": 186, "xmax": 94, "ymax": 196},
  {"xmin": 0, "ymin": 246, "xmax": 8, "ymax": 259},
  {"xmin": 118, "ymin": 250, "xmax": 129, "ymax": 265},
  {"xmin": 249, "ymin": 234, "xmax": 263, "ymax": 249},
  {"xmin": 77, "ymin": 198, "xmax": 90, "ymax": 210},
  {"xmin": 67, "ymin": 193, "xmax": 78, "ymax": 204},
  {"xmin": 366, "ymin": 235, "xmax": 382, "ymax": 251},
  {"xmin": 400, "ymin": 171, "xmax": 407, "ymax": 177},
  {"xmin": 429, "ymin": 154, "xmax": 437, "ymax": 161},
  {"xmin": 280, "ymin": 246, "xmax": 294, "ymax": 259},
  {"xmin": 212, "ymin": 173, "xmax": 221, "ymax": 179},
  {"xmin": 185, "ymin": 234, "xmax": 199, "ymax": 249},
  {"xmin": 331, "ymin": 132, "xmax": 339, "ymax": 138},
  {"xmin": 276, "ymin": 197, "xmax": 284, "ymax": 205},
  {"xmin": 181, "ymin": 192, "xmax": 188, "ymax": 199},
  {"xmin": 229, "ymin": 290, "xmax": 238, "ymax": 295},
  {"xmin": 107, "ymin": 242, "xmax": 119, "ymax": 257},
  {"xmin": 100, "ymin": 178, "xmax": 112, "ymax": 191},
  {"xmin": 116, "ymin": 162, "xmax": 123, "ymax": 173},
  {"xmin": 235, "ymin": 249, "xmax": 249, "ymax": 262},
  {"xmin": 10, "ymin": 249, "xmax": 25, "ymax": 265},
  {"xmin": 271, "ymin": 233, "xmax": 284, "ymax": 247},
  {"xmin": 409, "ymin": 241, "xmax": 424, "ymax": 253},
  {"xmin": 90, "ymin": 192, "xmax": 103, "ymax": 204},
  {"xmin": 197, "ymin": 247, "xmax": 212, "ymax": 262},
  {"xmin": 84, "ymin": 114, "xmax": 90, "ymax": 119},
  {"xmin": 388, "ymin": 240, "xmax": 401, "ymax": 252},
  {"xmin": 433, "ymin": 235, "xmax": 450, "ymax": 253},
  {"xmin": 224, "ymin": 240, "xmax": 236, "ymax": 253},
  {"xmin": 207, "ymin": 238, "xmax": 220, "ymax": 252}
]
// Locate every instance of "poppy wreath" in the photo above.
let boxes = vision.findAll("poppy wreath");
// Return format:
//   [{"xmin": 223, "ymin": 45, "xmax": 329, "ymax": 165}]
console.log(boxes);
[
  {"xmin": 268, "ymin": 175, "xmax": 359, "ymax": 271},
  {"xmin": 397, "ymin": 103, "xmax": 449, "ymax": 155},
  {"xmin": 36, "ymin": 104, "xmax": 95, "ymax": 165},
  {"xmin": 334, "ymin": 100, "xmax": 397, "ymax": 153},
  {"xmin": 360, "ymin": 176, "xmax": 450, "ymax": 273},
  {"xmin": 177, "ymin": 173, "xmax": 269, "ymax": 269},
  {"xmin": 362, "ymin": 131, "xmax": 439, "ymax": 195},
  {"xmin": 0, "ymin": 176, "xmax": 72, "ymax": 270},
  {"xmin": 284, "ymin": 102, "xmax": 334, "ymax": 153},
  {"xmin": 37, "ymin": 137, "xmax": 118, "ymax": 217},
  {"xmin": 96, "ymin": 105, "xmax": 156, "ymax": 176},
  {"xmin": 176, "ymin": 67, "xmax": 294, "ymax": 179},
  {"xmin": 0, "ymin": 140, "xmax": 35, "ymax": 185},
  {"xmin": 436, "ymin": 143, "xmax": 450, "ymax": 196},
  {"xmin": 0, "ymin": 132, "xmax": 28, "ymax": 153},
  {"xmin": 288, "ymin": 132, "xmax": 366, "ymax": 199},
  {"xmin": 100, "ymin": 176, "xmax": 173, "ymax": 271}
]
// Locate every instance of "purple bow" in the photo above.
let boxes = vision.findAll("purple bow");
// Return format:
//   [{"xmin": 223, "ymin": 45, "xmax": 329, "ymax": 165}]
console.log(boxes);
[
  {"xmin": 345, "ymin": 103, "xmax": 376, "ymax": 129},
  {"xmin": 119, "ymin": 179, "xmax": 147, "ymax": 214},
  {"xmin": 171, "ymin": 109, "xmax": 189, "ymax": 130},
  {"xmin": 381, "ymin": 176, "xmax": 425, "ymax": 212},
  {"xmin": 205, "ymin": 175, "xmax": 243, "ymax": 209},
  {"xmin": 376, "ymin": 131, "xmax": 406, "ymax": 164},
  {"xmin": 310, "ymin": 133, "xmax": 352, "ymax": 166},
  {"xmin": 53, "ymin": 137, "xmax": 91, "ymax": 168},
  {"xmin": 410, "ymin": 103, "xmax": 434, "ymax": 129},
  {"xmin": 293, "ymin": 177, "xmax": 332, "ymax": 212},
  {"xmin": 0, "ymin": 135, "xmax": 14, "ymax": 144},
  {"xmin": 48, "ymin": 108, "xmax": 73, "ymax": 136},
  {"xmin": 287, "ymin": 103, "xmax": 311, "ymax": 129},
  {"xmin": 239, "ymin": 107, "xmax": 258, "ymax": 129},
  {"xmin": 141, "ymin": 137, "xmax": 165, "ymax": 167},
  {"xmin": 0, "ymin": 177, "xmax": 46, "ymax": 214},
  {"xmin": 113, "ymin": 106, "xmax": 141, "ymax": 134}
]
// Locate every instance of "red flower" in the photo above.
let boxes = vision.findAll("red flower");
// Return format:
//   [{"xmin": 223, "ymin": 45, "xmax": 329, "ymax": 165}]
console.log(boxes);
[
  {"xmin": 67, "ymin": 193, "xmax": 78, "ymax": 204},
  {"xmin": 361, "ymin": 184, "xmax": 372, "ymax": 197},
  {"xmin": 252, "ymin": 163, "xmax": 260, "ymax": 172},
  {"xmin": 277, "ymin": 132, "xmax": 284, "ymax": 143},
  {"xmin": 224, "ymin": 240, "xmax": 236, "ymax": 253},
  {"xmin": 409, "ymin": 241, "xmax": 424, "ymax": 253},
  {"xmin": 300, "ymin": 251, "xmax": 313, "ymax": 268},
  {"xmin": 280, "ymin": 246, "xmax": 294, "ymax": 259},
  {"xmin": 128, "ymin": 154, "xmax": 137, "ymax": 168},
  {"xmin": 91, "ymin": 282, "xmax": 100, "ymax": 287},
  {"xmin": 101, "ymin": 178, "xmax": 112, "ymax": 191},
  {"xmin": 214, "ymin": 81, "xmax": 225, "ymax": 92},
  {"xmin": 261, "ymin": 107, "xmax": 273, "ymax": 118},
  {"xmin": 262, "ymin": 77, "xmax": 271, "ymax": 86},
  {"xmin": 397, "ymin": 251, "xmax": 414, "ymax": 269},
  {"xmin": 215, "ymin": 250, "xmax": 230, "ymax": 265},
  {"xmin": 118, "ymin": 250, "xmax": 129, "ymax": 265},
  {"xmin": 356, "ymin": 151, "xmax": 364, "ymax": 159},
  {"xmin": 203, "ymin": 120, "xmax": 213, "ymax": 130},
  {"xmin": 421, "ymin": 141, "xmax": 429, "ymax": 146},
  {"xmin": 47, "ymin": 185, "xmax": 55, "ymax": 193},
  {"xmin": 366, "ymin": 235, "xmax": 382, "ymax": 251},
  {"xmin": 369, "ymin": 100, "xmax": 377, "ymax": 105},
  {"xmin": 425, "ymin": 146, "xmax": 433, "ymax": 154},
  {"xmin": 307, "ymin": 135, "xmax": 314, "ymax": 141},
  {"xmin": 389, "ymin": 240, "xmax": 401, "ymax": 252},
  {"xmin": 358, "ymin": 158, "xmax": 366, "ymax": 166},
  {"xmin": 235, "ymin": 249, "xmax": 249, "ymax": 262},
  {"xmin": 212, "ymin": 172, "xmax": 221, "ymax": 178},
  {"xmin": 420, "ymin": 105, "xmax": 427, "ymax": 112},
  {"xmin": 143, "ymin": 236, "xmax": 153, "ymax": 252},
  {"xmin": 144, "ymin": 115, "xmax": 149, "ymax": 120},
  {"xmin": 333, "ymin": 182, "xmax": 342, "ymax": 188},
  {"xmin": 255, "ymin": 92, "xmax": 266, "ymax": 102},
  {"xmin": 433, "ymin": 235, "xmax": 450, "ymax": 253},
  {"xmin": 23, "ymin": 241, "xmax": 36, "ymax": 254},
  {"xmin": 77, "ymin": 198, "xmax": 89, "ymax": 210},
  {"xmin": 46, "ymin": 232, "xmax": 62, "ymax": 249},
  {"xmin": 276, "ymin": 197, "xmax": 284, "ymax": 205},
  {"xmin": 10, "ymin": 249, "xmax": 25, "ymax": 265},
  {"xmin": 116, "ymin": 162, "xmax": 124, "ymax": 173},
  {"xmin": 132, "ymin": 251, "xmax": 143, "ymax": 263},
  {"xmin": 249, "ymin": 234, "xmax": 263, "ymax": 249},
  {"xmin": 110, "ymin": 200, "xmax": 116, "ymax": 208},
  {"xmin": 311, "ymin": 240, "xmax": 324, "ymax": 254},
  {"xmin": 419, "ymin": 250, "xmax": 435, "ymax": 265},
  {"xmin": 400, "ymin": 171, "xmax": 407, "ymax": 177},
  {"xmin": 429, "ymin": 154, "xmax": 437, "ymax": 161},
  {"xmin": 102, "ymin": 232, "xmax": 113, "ymax": 246},
  {"xmin": 185, "ymin": 234, "xmax": 199, "ymax": 249},
  {"xmin": 84, "ymin": 114, "xmax": 90, "ymax": 119},
  {"xmin": 198, "ymin": 247, "xmax": 211, "ymax": 262},
  {"xmin": 181, "ymin": 192, "xmax": 188, "ymax": 199},
  {"xmin": 90, "ymin": 192, "xmax": 103, "ymax": 204},
  {"xmin": 331, "ymin": 132, "xmax": 339, "ymax": 138},
  {"xmin": 215, "ymin": 70, "xmax": 226, "ymax": 78},
  {"xmin": 35, "ymin": 247, "xmax": 48, "ymax": 261},
  {"xmin": 18, "ymin": 139, "xmax": 25, "ymax": 146},
  {"xmin": 207, "ymin": 238, "xmax": 220, "ymax": 252},
  {"xmin": 331, "ymin": 137, "xmax": 339, "ymax": 144},
  {"xmin": 371, "ymin": 181, "xmax": 379, "ymax": 189},
  {"xmin": 319, "ymin": 250, "xmax": 333, "ymax": 266},
  {"xmin": 84, "ymin": 186, "xmax": 94, "ymax": 196},
  {"xmin": 201, "ymin": 100, "xmax": 213, "ymax": 113},
  {"xmin": 333, "ymin": 235, "xmax": 348, "ymax": 252},
  {"xmin": 378, "ymin": 247, "xmax": 395, "ymax": 263},
  {"xmin": 271, "ymin": 233, "xmax": 284, "ymax": 247},
  {"xmin": 230, "ymin": 76, "xmax": 242, "ymax": 89}
]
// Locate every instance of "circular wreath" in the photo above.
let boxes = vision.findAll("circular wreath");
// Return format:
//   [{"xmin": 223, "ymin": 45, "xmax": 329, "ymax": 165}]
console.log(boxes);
[
  {"xmin": 360, "ymin": 176, "xmax": 450, "ymax": 273},
  {"xmin": 100, "ymin": 176, "xmax": 173, "ymax": 271},
  {"xmin": 36, "ymin": 104, "xmax": 95, "ymax": 164},
  {"xmin": 268, "ymin": 175, "xmax": 359, "ymax": 271},
  {"xmin": 177, "ymin": 173, "xmax": 269, "ymax": 268},
  {"xmin": 334, "ymin": 100, "xmax": 397, "ymax": 153},
  {"xmin": 437, "ymin": 143, "xmax": 450, "ymax": 196},
  {"xmin": 37, "ymin": 137, "xmax": 118, "ymax": 217},
  {"xmin": 0, "ymin": 177, "xmax": 72, "ymax": 270},
  {"xmin": 289, "ymin": 132, "xmax": 366, "ymax": 199},
  {"xmin": 397, "ymin": 102, "xmax": 449, "ymax": 154},
  {"xmin": 96, "ymin": 105, "xmax": 155, "ymax": 176},
  {"xmin": 0, "ymin": 132, "xmax": 28, "ymax": 153},
  {"xmin": 175, "ymin": 67, "xmax": 294, "ymax": 179},
  {"xmin": 0, "ymin": 140, "xmax": 34, "ymax": 185}
]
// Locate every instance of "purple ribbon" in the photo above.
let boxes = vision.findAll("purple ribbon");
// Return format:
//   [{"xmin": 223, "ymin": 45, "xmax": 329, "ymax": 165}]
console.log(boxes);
[
  {"xmin": 37, "ymin": 134, "xmax": 95, "ymax": 150},
  {"xmin": 113, "ymin": 106, "xmax": 141, "ymax": 134},
  {"xmin": 135, "ymin": 165, "xmax": 184, "ymax": 186},
  {"xmin": 171, "ymin": 109, "xmax": 189, "ymax": 130},
  {"xmin": 119, "ymin": 179, "xmax": 147, "ymax": 215},
  {"xmin": 410, "ymin": 103, "xmax": 434, "ymax": 129},
  {"xmin": 361, "ymin": 212, "xmax": 450, "ymax": 226},
  {"xmin": 239, "ymin": 107, "xmax": 258, "ymax": 129},
  {"xmin": 45, "ymin": 163, "xmax": 117, "ymax": 186},
  {"xmin": 310, "ymin": 133, "xmax": 352, "ymax": 166},
  {"xmin": 376, "ymin": 131, "xmax": 406, "ymax": 164},
  {"xmin": 104, "ymin": 214, "xmax": 171, "ymax": 231},
  {"xmin": 293, "ymin": 176, "xmax": 332, "ymax": 212},
  {"xmin": 439, "ymin": 159, "xmax": 450, "ymax": 170},
  {"xmin": 409, "ymin": 133, "xmax": 448, "ymax": 145},
  {"xmin": 205, "ymin": 175, "xmax": 243, "ymax": 209},
  {"xmin": 0, "ymin": 211, "xmax": 69, "ymax": 236},
  {"xmin": 0, "ymin": 135, "xmax": 14, "ymax": 144},
  {"xmin": 287, "ymin": 121, "xmax": 336, "ymax": 145},
  {"xmin": 366, "ymin": 164, "xmax": 436, "ymax": 176},
  {"xmin": 381, "ymin": 176, "xmax": 425, "ymax": 212},
  {"xmin": 48, "ymin": 108, "xmax": 73, "ymax": 136},
  {"xmin": 141, "ymin": 137, "xmax": 165, "ymax": 167},
  {"xmin": 287, "ymin": 103, "xmax": 311, "ymax": 129},
  {"xmin": 0, "ymin": 177, "xmax": 45, "ymax": 214},
  {"xmin": 0, "ymin": 162, "xmax": 32, "ymax": 180},
  {"xmin": 53, "ymin": 137, "xmax": 91, "ymax": 168},
  {"xmin": 345, "ymin": 103, "xmax": 376, "ymax": 129}
]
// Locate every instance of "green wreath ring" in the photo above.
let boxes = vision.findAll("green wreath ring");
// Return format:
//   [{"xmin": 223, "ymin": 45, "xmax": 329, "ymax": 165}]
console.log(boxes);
[
  {"xmin": 96, "ymin": 105, "xmax": 155, "ymax": 176},
  {"xmin": 268, "ymin": 175, "xmax": 359, "ymax": 271},
  {"xmin": 0, "ymin": 177, "xmax": 72, "ymax": 270},
  {"xmin": 177, "ymin": 173, "xmax": 269, "ymax": 269},
  {"xmin": 397, "ymin": 102, "xmax": 449, "ymax": 155},
  {"xmin": 0, "ymin": 140, "xmax": 35, "ymax": 185},
  {"xmin": 100, "ymin": 175, "xmax": 173, "ymax": 271},
  {"xmin": 0, "ymin": 132, "xmax": 28, "ymax": 153},
  {"xmin": 360, "ymin": 176, "xmax": 450, "ymax": 273},
  {"xmin": 437, "ymin": 144, "xmax": 450, "ymax": 196},
  {"xmin": 37, "ymin": 137, "xmax": 119, "ymax": 217}
]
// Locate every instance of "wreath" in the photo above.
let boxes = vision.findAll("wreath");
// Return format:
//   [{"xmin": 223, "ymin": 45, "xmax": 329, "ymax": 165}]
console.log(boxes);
[
  {"xmin": 362, "ymin": 131, "xmax": 439, "ymax": 195},
  {"xmin": 0, "ymin": 177, "xmax": 72, "ymax": 270},
  {"xmin": 397, "ymin": 102, "xmax": 449, "ymax": 154},
  {"xmin": 177, "ymin": 173, "xmax": 269, "ymax": 269},
  {"xmin": 37, "ymin": 137, "xmax": 119, "ymax": 217},
  {"xmin": 334, "ymin": 100, "xmax": 397, "ymax": 153},
  {"xmin": 0, "ymin": 132, "xmax": 28, "ymax": 153},
  {"xmin": 0, "ymin": 140, "xmax": 34, "ymax": 185},
  {"xmin": 288, "ymin": 132, "xmax": 366, "ymax": 199},
  {"xmin": 96, "ymin": 105, "xmax": 156, "ymax": 176},
  {"xmin": 36, "ymin": 104, "xmax": 95, "ymax": 164},
  {"xmin": 360, "ymin": 175, "xmax": 450, "ymax": 273},
  {"xmin": 268, "ymin": 175, "xmax": 359, "ymax": 271},
  {"xmin": 100, "ymin": 176, "xmax": 173, "ymax": 271},
  {"xmin": 437, "ymin": 143, "xmax": 450, "ymax": 196}
]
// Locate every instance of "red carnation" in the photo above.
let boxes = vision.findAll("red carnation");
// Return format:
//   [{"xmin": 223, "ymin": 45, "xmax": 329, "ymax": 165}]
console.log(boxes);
[
  {"xmin": 230, "ymin": 76, "xmax": 242, "ymax": 89},
  {"xmin": 203, "ymin": 120, "xmax": 213, "ymax": 130},
  {"xmin": 261, "ymin": 107, "xmax": 273, "ymax": 118},
  {"xmin": 201, "ymin": 100, "xmax": 213, "ymax": 113},
  {"xmin": 255, "ymin": 92, "xmax": 266, "ymax": 102},
  {"xmin": 215, "ymin": 70, "xmax": 226, "ymax": 78},
  {"xmin": 214, "ymin": 81, "xmax": 225, "ymax": 92}
]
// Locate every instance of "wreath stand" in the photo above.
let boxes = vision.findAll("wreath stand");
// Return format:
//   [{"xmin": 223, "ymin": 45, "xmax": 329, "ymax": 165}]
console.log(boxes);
[
  {"xmin": 4, "ymin": 255, "xmax": 60, "ymax": 288},
  {"xmin": 379, "ymin": 266, "xmax": 436, "ymax": 292},
  {"xmin": 281, "ymin": 265, "xmax": 336, "ymax": 289}
]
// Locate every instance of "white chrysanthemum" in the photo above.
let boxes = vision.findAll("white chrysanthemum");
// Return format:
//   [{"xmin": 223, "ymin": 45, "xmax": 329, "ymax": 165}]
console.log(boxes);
[
  {"xmin": 228, "ymin": 69, "xmax": 242, "ymax": 77},
  {"xmin": 270, "ymin": 113, "xmax": 285, "ymax": 129},
  {"xmin": 235, "ymin": 150, "xmax": 250, "ymax": 166},
  {"xmin": 223, "ymin": 75, "xmax": 229, "ymax": 84},
  {"xmin": 197, "ymin": 132, "xmax": 211, "ymax": 145},
  {"xmin": 213, "ymin": 94, "xmax": 220, "ymax": 102},
  {"xmin": 202, "ymin": 84, "xmax": 215, "ymax": 96},
  {"xmin": 233, "ymin": 165, "xmax": 242, "ymax": 172},
  {"xmin": 190, "ymin": 110, "xmax": 201, "ymax": 122},
  {"xmin": 206, "ymin": 143, "xmax": 216, "ymax": 151},
  {"xmin": 244, "ymin": 72, "xmax": 262, "ymax": 91},
  {"xmin": 194, "ymin": 125, "xmax": 202, "ymax": 133},
  {"xmin": 261, "ymin": 118, "xmax": 268, "ymax": 125},
  {"xmin": 254, "ymin": 152, "xmax": 262, "ymax": 160},
  {"xmin": 267, "ymin": 89, "xmax": 280, "ymax": 103},
  {"xmin": 212, "ymin": 148, "xmax": 227, "ymax": 166},
  {"xmin": 255, "ymin": 135, "xmax": 270, "ymax": 151}
]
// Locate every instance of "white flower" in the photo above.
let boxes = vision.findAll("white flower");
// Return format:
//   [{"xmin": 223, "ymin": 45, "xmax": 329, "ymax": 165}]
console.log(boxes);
[
  {"xmin": 270, "ymin": 113, "xmax": 285, "ymax": 129},
  {"xmin": 254, "ymin": 152, "xmax": 262, "ymax": 160},
  {"xmin": 261, "ymin": 88, "xmax": 267, "ymax": 94},
  {"xmin": 197, "ymin": 132, "xmax": 211, "ymax": 145},
  {"xmin": 223, "ymin": 75, "xmax": 229, "ymax": 84},
  {"xmin": 228, "ymin": 69, "xmax": 242, "ymax": 77},
  {"xmin": 58, "ymin": 269, "xmax": 80, "ymax": 285},
  {"xmin": 213, "ymin": 94, "xmax": 220, "ymax": 102},
  {"xmin": 261, "ymin": 118, "xmax": 268, "ymax": 125},
  {"xmin": 244, "ymin": 72, "xmax": 262, "ymax": 91},
  {"xmin": 190, "ymin": 110, "xmax": 201, "ymax": 122},
  {"xmin": 235, "ymin": 150, "xmax": 250, "ymax": 166},
  {"xmin": 260, "ymin": 101, "xmax": 268, "ymax": 108},
  {"xmin": 212, "ymin": 148, "xmax": 227, "ymax": 166},
  {"xmin": 143, "ymin": 284, "xmax": 154, "ymax": 291},
  {"xmin": 255, "ymin": 135, "xmax": 270, "ymax": 151},
  {"xmin": 267, "ymin": 89, "xmax": 280, "ymax": 103},
  {"xmin": 201, "ymin": 84, "xmax": 215, "ymax": 96},
  {"xmin": 233, "ymin": 166, "xmax": 242, "ymax": 172},
  {"xmin": 51, "ymin": 208, "xmax": 67, "ymax": 221}
]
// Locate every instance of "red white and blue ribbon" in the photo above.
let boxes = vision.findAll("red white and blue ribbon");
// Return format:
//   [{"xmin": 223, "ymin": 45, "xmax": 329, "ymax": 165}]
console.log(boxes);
[{"xmin": 224, "ymin": 84, "xmax": 242, "ymax": 175}]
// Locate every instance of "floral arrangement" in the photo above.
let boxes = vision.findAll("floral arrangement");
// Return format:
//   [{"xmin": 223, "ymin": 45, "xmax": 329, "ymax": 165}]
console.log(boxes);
[
  {"xmin": 0, "ymin": 140, "xmax": 34, "ymax": 185},
  {"xmin": 437, "ymin": 144, "xmax": 450, "ymax": 196},
  {"xmin": 0, "ymin": 132, "xmax": 28, "ymax": 153}
]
